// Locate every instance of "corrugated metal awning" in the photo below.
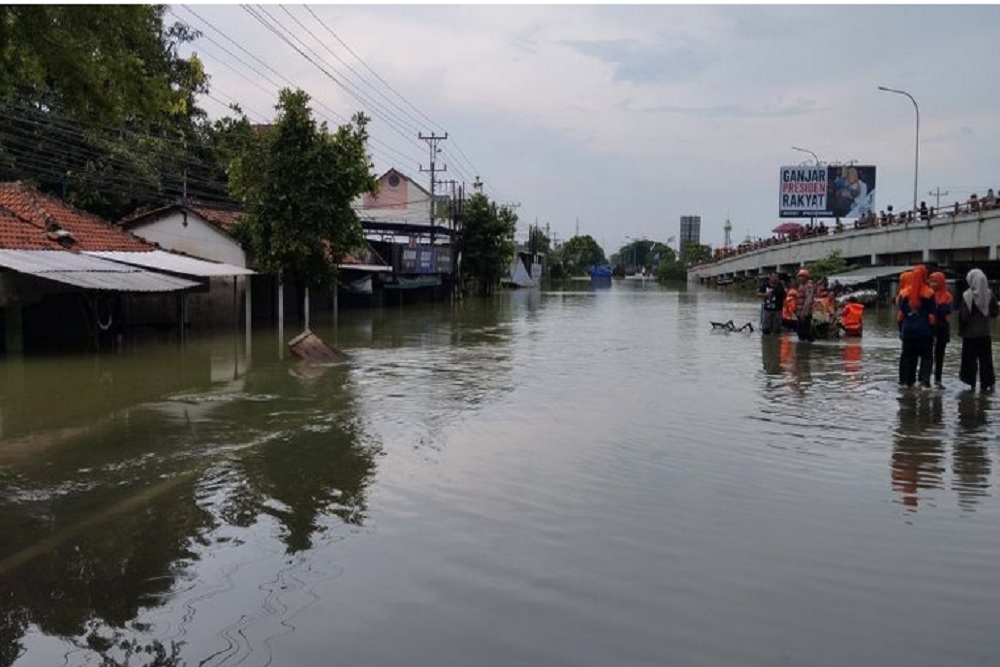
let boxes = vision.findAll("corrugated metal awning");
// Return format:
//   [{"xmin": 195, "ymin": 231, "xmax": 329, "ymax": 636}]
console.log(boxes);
[
  {"xmin": 85, "ymin": 250, "xmax": 255, "ymax": 277},
  {"xmin": 337, "ymin": 263, "xmax": 393, "ymax": 273},
  {"xmin": 828, "ymin": 265, "xmax": 915, "ymax": 287},
  {"xmin": 0, "ymin": 250, "xmax": 199, "ymax": 292}
]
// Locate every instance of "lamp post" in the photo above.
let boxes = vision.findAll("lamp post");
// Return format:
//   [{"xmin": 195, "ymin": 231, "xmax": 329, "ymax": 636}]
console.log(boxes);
[
  {"xmin": 791, "ymin": 146, "xmax": 820, "ymax": 166},
  {"xmin": 878, "ymin": 86, "xmax": 919, "ymax": 215},
  {"xmin": 791, "ymin": 146, "xmax": 821, "ymax": 227}
]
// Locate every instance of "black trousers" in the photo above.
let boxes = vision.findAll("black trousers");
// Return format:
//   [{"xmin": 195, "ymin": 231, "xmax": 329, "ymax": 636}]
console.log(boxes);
[
  {"xmin": 796, "ymin": 316, "xmax": 815, "ymax": 342},
  {"xmin": 932, "ymin": 334, "xmax": 948, "ymax": 384},
  {"xmin": 900, "ymin": 336, "xmax": 933, "ymax": 387},
  {"xmin": 960, "ymin": 336, "xmax": 995, "ymax": 390}
]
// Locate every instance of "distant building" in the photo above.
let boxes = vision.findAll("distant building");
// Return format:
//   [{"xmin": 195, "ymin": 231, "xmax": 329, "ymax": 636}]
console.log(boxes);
[{"xmin": 680, "ymin": 215, "xmax": 701, "ymax": 260}]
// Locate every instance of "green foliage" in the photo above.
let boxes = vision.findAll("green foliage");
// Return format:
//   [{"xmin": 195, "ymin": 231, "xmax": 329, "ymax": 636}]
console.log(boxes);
[
  {"xmin": 0, "ymin": 6, "xmax": 206, "ymax": 126},
  {"xmin": 528, "ymin": 225, "xmax": 552, "ymax": 257},
  {"xmin": 652, "ymin": 243, "xmax": 688, "ymax": 281},
  {"xmin": 805, "ymin": 251, "xmax": 849, "ymax": 282},
  {"xmin": 681, "ymin": 241, "xmax": 712, "ymax": 265},
  {"xmin": 227, "ymin": 89, "xmax": 377, "ymax": 286},
  {"xmin": 0, "ymin": 5, "xmax": 215, "ymax": 220},
  {"xmin": 616, "ymin": 238, "xmax": 666, "ymax": 273},
  {"xmin": 459, "ymin": 192, "xmax": 518, "ymax": 295},
  {"xmin": 560, "ymin": 235, "xmax": 606, "ymax": 276}
]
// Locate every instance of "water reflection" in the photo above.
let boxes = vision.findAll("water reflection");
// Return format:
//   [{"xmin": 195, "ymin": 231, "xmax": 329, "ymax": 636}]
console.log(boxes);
[
  {"xmin": 0, "ymin": 335, "xmax": 378, "ymax": 664},
  {"xmin": 954, "ymin": 392, "xmax": 992, "ymax": 510},
  {"xmin": 891, "ymin": 391, "xmax": 945, "ymax": 511}
]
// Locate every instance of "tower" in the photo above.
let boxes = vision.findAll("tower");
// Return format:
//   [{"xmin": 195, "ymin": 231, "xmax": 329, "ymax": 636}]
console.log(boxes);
[{"xmin": 724, "ymin": 217, "xmax": 733, "ymax": 250}]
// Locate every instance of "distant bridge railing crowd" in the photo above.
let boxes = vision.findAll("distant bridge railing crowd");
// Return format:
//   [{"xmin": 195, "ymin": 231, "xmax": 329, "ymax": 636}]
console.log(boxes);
[{"xmin": 696, "ymin": 189, "xmax": 999, "ymax": 267}]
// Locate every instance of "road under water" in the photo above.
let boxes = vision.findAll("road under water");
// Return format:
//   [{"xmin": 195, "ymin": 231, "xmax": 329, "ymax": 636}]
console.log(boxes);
[{"xmin": 2, "ymin": 282, "xmax": 1000, "ymax": 667}]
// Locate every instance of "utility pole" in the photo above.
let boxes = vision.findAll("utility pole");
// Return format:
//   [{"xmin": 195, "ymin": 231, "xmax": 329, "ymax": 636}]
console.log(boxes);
[
  {"xmin": 928, "ymin": 187, "xmax": 949, "ymax": 211},
  {"xmin": 419, "ymin": 132, "xmax": 448, "ymax": 244}
]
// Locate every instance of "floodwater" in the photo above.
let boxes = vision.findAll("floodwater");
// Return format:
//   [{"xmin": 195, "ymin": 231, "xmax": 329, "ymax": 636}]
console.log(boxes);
[{"xmin": 3, "ymin": 282, "xmax": 1000, "ymax": 667}]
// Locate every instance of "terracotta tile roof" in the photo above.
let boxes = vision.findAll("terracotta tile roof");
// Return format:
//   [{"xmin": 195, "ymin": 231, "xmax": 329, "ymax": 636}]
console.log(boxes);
[
  {"xmin": 121, "ymin": 203, "xmax": 244, "ymax": 235},
  {"xmin": 0, "ymin": 207, "xmax": 64, "ymax": 250},
  {"xmin": 0, "ymin": 182, "xmax": 154, "ymax": 252},
  {"xmin": 190, "ymin": 206, "xmax": 243, "ymax": 233}
]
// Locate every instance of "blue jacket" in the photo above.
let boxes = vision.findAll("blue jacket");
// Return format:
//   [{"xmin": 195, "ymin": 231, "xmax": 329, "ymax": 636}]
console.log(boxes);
[{"xmin": 899, "ymin": 295, "xmax": 936, "ymax": 339}]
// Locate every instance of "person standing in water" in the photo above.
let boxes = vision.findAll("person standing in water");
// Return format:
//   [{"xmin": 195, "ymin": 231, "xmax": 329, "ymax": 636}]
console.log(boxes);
[
  {"xmin": 928, "ymin": 271, "xmax": 953, "ymax": 389},
  {"xmin": 758, "ymin": 273, "xmax": 786, "ymax": 335},
  {"xmin": 958, "ymin": 268, "xmax": 999, "ymax": 392},
  {"xmin": 795, "ymin": 269, "xmax": 815, "ymax": 342},
  {"xmin": 898, "ymin": 265, "xmax": 936, "ymax": 388}
]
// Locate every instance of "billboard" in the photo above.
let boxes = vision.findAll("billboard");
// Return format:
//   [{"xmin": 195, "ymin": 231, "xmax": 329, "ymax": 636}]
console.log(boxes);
[{"xmin": 779, "ymin": 165, "xmax": 876, "ymax": 218}]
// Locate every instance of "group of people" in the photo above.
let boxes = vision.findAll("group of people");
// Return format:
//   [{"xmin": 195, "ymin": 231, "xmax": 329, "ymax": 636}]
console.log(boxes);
[
  {"xmin": 757, "ymin": 265, "xmax": 1000, "ymax": 392},
  {"xmin": 757, "ymin": 269, "xmax": 862, "ymax": 340},
  {"xmin": 897, "ymin": 266, "xmax": 999, "ymax": 391}
]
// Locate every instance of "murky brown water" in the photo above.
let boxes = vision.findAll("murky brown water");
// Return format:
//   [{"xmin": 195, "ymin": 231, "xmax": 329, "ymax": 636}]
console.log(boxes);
[{"xmin": 3, "ymin": 282, "xmax": 1000, "ymax": 666}]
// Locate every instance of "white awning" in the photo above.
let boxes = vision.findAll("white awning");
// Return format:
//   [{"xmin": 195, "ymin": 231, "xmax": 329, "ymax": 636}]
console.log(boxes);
[
  {"xmin": 828, "ymin": 265, "xmax": 915, "ymax": 287},
  {"xmin": 0, "ymin": 250, "xmax": 198, "ymax": 292},
  {"xmin": 337, "ymin": 263, "xmax": 393, "ymax": 273},
  {"xmin": 85, "ymin": 250, "xmax": 254, "ymax": 277}
]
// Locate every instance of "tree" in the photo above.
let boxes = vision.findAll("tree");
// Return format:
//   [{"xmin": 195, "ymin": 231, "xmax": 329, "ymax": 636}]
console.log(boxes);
[
  {"xmin": 805, "ymin": 251, "xmax": 849, "ymax": 282},
  {"xmin": 227, "ymin": 88, "xmax": 377, "ymax": 287},
  {"xmin": 459, "ymin": 192, "xmax": 517, "ymax": 296},
  {"xmin": 681, "ymin": 241, "xmax": 712, "ymax": 265},
  {"xmin": 0, "ymin": 6, "xmax": 212, "ymax": 220},
  {"xmin": 560, "ymin": 235, "xmax": 606, "ymax": 276}
]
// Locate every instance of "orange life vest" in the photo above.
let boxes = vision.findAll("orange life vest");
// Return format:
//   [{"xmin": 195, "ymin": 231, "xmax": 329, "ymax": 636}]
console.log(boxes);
[
  {"xmin": 783, "ymin": 291, "xmax": 798, "ymax": 321},
  {"xmin": 842, "ymin": 302, "xmax": 864, "ymax": 334}
]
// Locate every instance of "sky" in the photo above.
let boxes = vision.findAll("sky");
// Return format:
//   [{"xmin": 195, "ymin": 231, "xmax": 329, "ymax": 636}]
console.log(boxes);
[{"xmin": 174, "ymin": 3, "xmax": 1000, "ymax": 255}]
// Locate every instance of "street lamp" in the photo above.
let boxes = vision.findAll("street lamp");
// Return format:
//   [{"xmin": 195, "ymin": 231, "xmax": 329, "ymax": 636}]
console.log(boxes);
[
  {"xmin": 878, "ymin": 86, "xmax": 919, "ymax": 215},
  {"xmin": 791, "ymin": 147, "xmax": 820, "ymax": 227},
  {"xmin": 791, "ymin": 145, "xmax": 820, "ymax": 165}
]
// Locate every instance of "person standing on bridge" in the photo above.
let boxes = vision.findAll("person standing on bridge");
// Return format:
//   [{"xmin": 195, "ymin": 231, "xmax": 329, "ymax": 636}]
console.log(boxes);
[
  {"xmin": 958, "ymin": 268, "xmax": 999, "ymax": 392},
  {"xmin": 795, "ymin": 268, "xmax": 816, "ymax": 342}
]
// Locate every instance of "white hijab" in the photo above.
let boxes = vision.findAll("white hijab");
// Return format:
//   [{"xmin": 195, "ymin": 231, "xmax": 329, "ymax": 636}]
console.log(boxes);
[{"xmin": 964, "ymin": 268, "xmax": 992, "ymax": 315}]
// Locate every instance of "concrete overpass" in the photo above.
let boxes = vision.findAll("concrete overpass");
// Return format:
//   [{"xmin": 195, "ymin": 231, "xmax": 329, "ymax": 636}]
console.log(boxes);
[{"xmin": 689, "ymin": 207, "xmax": 1000, "ymax": 284}]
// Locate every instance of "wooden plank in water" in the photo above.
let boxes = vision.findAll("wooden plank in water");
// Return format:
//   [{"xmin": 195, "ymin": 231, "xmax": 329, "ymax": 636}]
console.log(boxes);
[{"xmin": 287, "ymin": 329, "xmax": 348, "ymax": 363}]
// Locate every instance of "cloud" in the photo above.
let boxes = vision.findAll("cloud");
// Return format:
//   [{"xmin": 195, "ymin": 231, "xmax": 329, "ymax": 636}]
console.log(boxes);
[
  {"xmin": 563, "ymin": 38, "xmax": 706, "ymax": 84},
  {"xmin": 641, "ymin": 99, "xmax": 820, "ymax": 119}
]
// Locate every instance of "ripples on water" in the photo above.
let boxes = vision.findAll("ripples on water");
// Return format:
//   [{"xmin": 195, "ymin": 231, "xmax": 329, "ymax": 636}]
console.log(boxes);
[{"xmin": 2, "ymin": 283, "xmax": 1000, "ymax": 666}]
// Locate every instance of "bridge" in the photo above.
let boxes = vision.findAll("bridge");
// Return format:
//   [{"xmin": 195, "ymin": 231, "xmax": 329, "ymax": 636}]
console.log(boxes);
[{"xmin": 688, "ymin": 207, "xmax": 1000, "ymax": 284}]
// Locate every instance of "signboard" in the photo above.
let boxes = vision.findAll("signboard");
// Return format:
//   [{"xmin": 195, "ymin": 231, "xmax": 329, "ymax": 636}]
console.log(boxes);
[
  {"xmin": 399, "ymin": 244, "xmax": 453, "ymax": 274},
  {"xmin": 779, "ymin": 165, "xmax": 876, "ymax": 218}
]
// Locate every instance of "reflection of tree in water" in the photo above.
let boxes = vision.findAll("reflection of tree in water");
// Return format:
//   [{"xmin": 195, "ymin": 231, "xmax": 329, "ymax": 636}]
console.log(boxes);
[
  {"xmin": 953, "ymin": 392, "xmax": 992, "ymax": 511},
  {"xmin": 0, "ymin": 343, "xmax": 379, "ymax": 663},
  {"xmin": 891, "ymin": 392, "xmax": 945, "ymax": 511},
  {"xmin": 0, "ymin": 473, "xmax": 209, "ymax": 667},
  {"xmin": 213, "ymin": 362, "xmax": 378, "ymax": 553}
]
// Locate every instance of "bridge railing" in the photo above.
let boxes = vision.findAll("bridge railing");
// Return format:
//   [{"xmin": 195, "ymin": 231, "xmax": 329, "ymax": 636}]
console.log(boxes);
[{"xmin": 694, "ymin": 195, "xmax": 1000, "ymax": 269}]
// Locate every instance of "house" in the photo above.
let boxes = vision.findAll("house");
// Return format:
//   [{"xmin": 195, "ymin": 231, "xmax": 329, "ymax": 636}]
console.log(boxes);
[
  {"xmin": 0, "ymin": 183, "xmax": 252, "ymax": 354},
  {"xmin": 356, "ymin": 168, "xmax": 457, "ymax": 300},
  {"xmin": 0, "ymin": 182, "xmax": 195, "ymax": 353},
  {"xmin": 120, "ymin": 203, "xmax": 253, "ymax": 327}
]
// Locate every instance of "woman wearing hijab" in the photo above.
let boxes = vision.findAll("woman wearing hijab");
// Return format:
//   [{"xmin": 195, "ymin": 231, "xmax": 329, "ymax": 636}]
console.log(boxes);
[
  {"xmin": 958, "ymin": 268, "xmax": 999, "ymax": 391},
  {"xmin": 898, "ymin": 265, "xmax": 937, "ymax": 388},
  {"xmin": 895, "ymin": 270, "xmax": 914, "ymax": 385},
  {"xmin": 928, "ymin": 272, "xmax": 954, "ymax": 388}
]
